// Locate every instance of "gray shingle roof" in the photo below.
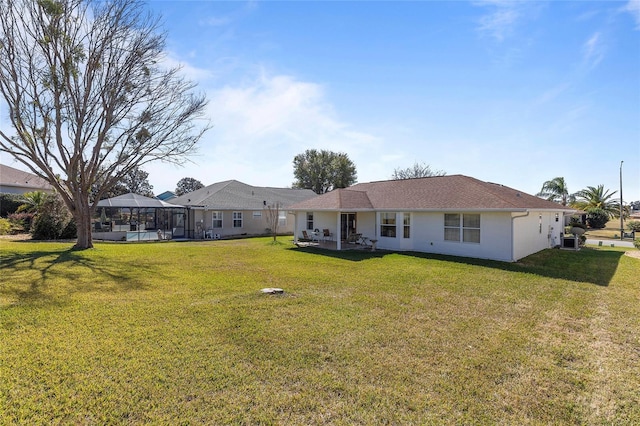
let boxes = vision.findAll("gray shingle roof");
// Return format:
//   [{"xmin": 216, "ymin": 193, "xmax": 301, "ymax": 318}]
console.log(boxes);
[
  {"xmin": 170, "ymin": 180, "xmax": 317, "ymax": 209},
  {"xmin": 288, "ymin": 175, "xmax": 574, "ymax": 212},
  {"xmin": 0, "ymin": 164, "xmax": 53, "ymax": 192}
]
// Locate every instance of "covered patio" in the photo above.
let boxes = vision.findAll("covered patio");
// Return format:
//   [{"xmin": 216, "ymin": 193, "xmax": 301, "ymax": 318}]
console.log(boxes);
[
  {"xmin": 294, "ymin": 239, "xmax": 377, "ymax": 251},
  {"xmin": 93, "ymin": 193, "xmax": 187, "ymax": 242}
]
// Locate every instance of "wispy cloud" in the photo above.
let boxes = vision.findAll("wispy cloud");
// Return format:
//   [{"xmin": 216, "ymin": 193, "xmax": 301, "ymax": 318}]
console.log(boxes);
[
  {"xmin": 474, "ymin": 0, "xmax": 536, "ymax": 42},
  {"xmin": 160, "ymin": 53, "xmax": 216, "ymax": 83},
  {"xmin": 200, "ymin": 16, "xmax": 231, "ymax": 27},
  {"xmin": 158, "ymin": 71, "xmax": 382, "ymax": 187},
  {"xmin": 534, "ymin": 83, "xmax": 571, "ymax": 106},
  {"xmin": 476, "ymin": 1, "xmax": 521, "ymax": 42},
  {"xmin": 198, "ymin": 1, "xmax": 258, "ymax": 29},
  {"xmin": 582, "ymin": 32, "xmax": 605, "ymax": 69},
  {"xmin": 207, "ymin": 71, "xmax": 379, "ymax": 151},
  {"xmin": 474, "ymin": 1, "xmax": 545, "ymax": 42},
  {"xmin": 623, "ymin": 0, "xmax": 640, "ymax": 29}
]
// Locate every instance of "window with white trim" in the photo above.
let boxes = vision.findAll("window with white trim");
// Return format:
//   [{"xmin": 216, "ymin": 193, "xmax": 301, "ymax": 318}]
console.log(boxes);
[
  {"xmin": 232, "ymin": 211, "xmax": 243, "ymax": 228},
  {"xmin": 253, "ymin": 211, "xmax": 262, "ymax": 218},
  {"xmin": 306, "ymin": 212, "xmax": 314, "ymax": 230},
  {"xmin": 403, "ymin": 213, "xmax": 411, "ymax": 238},
  {"xmin": 212, "ymin": 211, "xmax": 222, "ymax": 228},
  {"xmin": 444, "ymin": 213, "xmax": 480, "ymax": 243},
  {"xmin": 444, "ymin": 214, "xmax": 460, "ymax": 241},
  {"xmin": 278, "ymin": 211, "xmax": 287, "ymax": 226},
  {"xmin": 380, "ymin": 212, "xmax": 396, "ymax": 237},
  {"xmin": 463, "ymin": 214, "xmax": 480, "ymax": 243}
]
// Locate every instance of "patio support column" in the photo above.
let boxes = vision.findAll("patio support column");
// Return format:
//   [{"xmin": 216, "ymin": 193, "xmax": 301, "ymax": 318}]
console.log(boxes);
[
  {"xmin": 293, "ymin": 212, "xmax": 298, "ymax": 244},
  {"xmin": 336, "ymin": 211, "xmax": 341, "ymax": 250}
]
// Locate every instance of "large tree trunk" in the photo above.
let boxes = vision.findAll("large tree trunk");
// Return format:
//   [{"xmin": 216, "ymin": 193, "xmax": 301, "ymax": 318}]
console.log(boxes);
[{"xmin": 73, "ymin": 199, "xmax": 94, "ymax": 250}]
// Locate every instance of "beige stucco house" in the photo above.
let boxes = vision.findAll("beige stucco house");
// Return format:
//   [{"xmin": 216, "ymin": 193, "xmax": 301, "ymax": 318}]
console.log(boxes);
[
  {"xmin": 170, "ymin": 180, "xmax": 317, "ymax": 239},
  {"xmin": 287, "ymin": 175, "xmax": 575, "ymax": 262}
]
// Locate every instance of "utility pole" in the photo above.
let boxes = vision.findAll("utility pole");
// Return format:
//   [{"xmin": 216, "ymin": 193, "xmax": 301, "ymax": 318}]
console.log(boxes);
[{"xmin": 620, "ymin": 160, "xmax": 624, "ymax": 241}]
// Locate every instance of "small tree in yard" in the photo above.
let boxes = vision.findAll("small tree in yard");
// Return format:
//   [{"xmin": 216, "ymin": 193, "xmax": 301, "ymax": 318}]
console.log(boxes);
[
  {"xmin": 292, "ymin": 149, "xmax": 357, "ymax": 194},
  {"xmin": 264, "ymin": 202, "xmax": 282, "ymax": 242},
  {"xmin": 585, "ymin": 208, "xmax": 610, "ymax": 229},
  {"xmin": 0, "ymin": 0, "xmax": 209, "ymax": 249},
  {"xmin": 175, "ymin": 177, "xmax": 205, "ymax": 196},
  {"xmin": 31, "ymin": 193, "xmax": 77, "ymax": 240}
]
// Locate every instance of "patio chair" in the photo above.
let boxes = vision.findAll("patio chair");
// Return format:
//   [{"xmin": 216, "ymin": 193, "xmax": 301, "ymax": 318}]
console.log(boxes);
[
  {"xmin": 302, "ymin": 230, "xmax": 319, "ymax": 242},
  {"xmin": 346, "ymin": 233, "xmax": 361, "ymax": 244},
  {"xmin": 322, "ymin": 229, "xmax": 334, "ymax": 241}
]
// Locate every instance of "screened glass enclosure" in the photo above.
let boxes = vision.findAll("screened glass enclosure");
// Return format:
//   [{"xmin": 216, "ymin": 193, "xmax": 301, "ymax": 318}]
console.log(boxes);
[{"xmin": 93, "ymin": 194, "xmax": 186, "ymax": 241}]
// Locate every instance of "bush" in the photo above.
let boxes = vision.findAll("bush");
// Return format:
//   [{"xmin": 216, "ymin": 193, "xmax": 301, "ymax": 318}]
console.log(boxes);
[
  {"xmin": 7, "ymin": 212, "xmax": 35, "ymax": 233},
  {"xmin": 627, "ymin": 221, "xmax": 640, "ymax": 232},
  {"xmin": 30, "ymin": 193, "xmax": 76, "ymax": 240},
  {"xmin": 0, "ymin": 193, "xmax": 25, "ymax": 217},
  {"xmin": 634, "ymin": 239, "xmax": 640, "ymax": 250},
  {"xmin": 0, "ymin": 218, "xmax": 11, "ymax": 235},
  {"xmin": 586, "ymin": 208, "xmax": 609, "ymax": 229}
]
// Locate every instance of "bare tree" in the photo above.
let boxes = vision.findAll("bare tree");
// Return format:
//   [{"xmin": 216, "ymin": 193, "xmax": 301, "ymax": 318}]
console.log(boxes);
[
  {"xmin": 392, "ymin": 162, "xmax": 446, "ymax": 180},
  {"xmin": 264, "ymin": 202, "xmax": 281, "ymax": 242},
  {"xmin": 0, "ymin": 0, "xmax": 209, "ymax": 248}
]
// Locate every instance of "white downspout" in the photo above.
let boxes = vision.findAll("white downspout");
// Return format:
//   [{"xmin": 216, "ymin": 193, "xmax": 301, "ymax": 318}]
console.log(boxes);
[
  {"xmin": 336, "ymin": 211, "xmax": 341, "ymax": 250},
  {"xmin": 293, "ymin": 211, "xmax": 298, "ymax": 244}
]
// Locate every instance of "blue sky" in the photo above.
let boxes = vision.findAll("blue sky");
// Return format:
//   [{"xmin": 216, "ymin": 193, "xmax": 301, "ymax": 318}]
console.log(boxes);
[
  {"xmin": 142, "ymin": 0, "xmax": 639, "ymax": 201},
  {"xmin": 2, "ymin": 0, "xmax": 639, "ymax": 201}
]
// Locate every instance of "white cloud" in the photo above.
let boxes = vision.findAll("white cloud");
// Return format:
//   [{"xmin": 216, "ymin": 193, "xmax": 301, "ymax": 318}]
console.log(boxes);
[
  {"xmin": 160, "ymin": 52, "xmax": 216, "ymax": 83},
  {"xmin": 534, "ymin": 83, "xmax": 571, "ymax": 106},
  {"xmin": 582, "ymin": 32, "xmax": 605, "ymax": 69},
  {"xmin": 200, "ymin": 16, "xmax": 231, "ymax": 27},
  {"xmin": 146, "ymin": 71, "xmax": 383, "ymax": 191},
  {"xmin": 623, "ymin": 0, "xmax": 640, "ymax": 29},
  {"xmin": 474, "ymin": 1, "xmax": 545, "ymax": 42},
  {"xmin": 478, "ymin": 7, "xmax": 519, "ymax": 41},
  {"xmin": 474, "ymin": 0, "xmax": 528, "ymax": 42}
]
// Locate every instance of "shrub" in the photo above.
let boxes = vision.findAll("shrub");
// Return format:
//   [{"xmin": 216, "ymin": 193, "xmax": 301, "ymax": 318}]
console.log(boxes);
[
  {"xmin": 635, "ymin": 239, "xmax": 640, "ymax": 250},
  {"xmin": 0, "ymin": 218, "xmax": 11, "ymax": 235},
  {"xmin": 627, "ymin": 221, "xmax": 640, "ymax": 232},
  {"xmin": 30, "ymin": 193, "xmax": 75, "ymax": 240},
  {"xmin": 585, "ymin": 208, "xmax": 609, "ymax": 229},
  {"xmin": 7, "ymin": 212, "xmax": 35, "ymax": 233},
  {"xmin": 0, "ymin": 193, "xmax": 25, "ymax": 217}
]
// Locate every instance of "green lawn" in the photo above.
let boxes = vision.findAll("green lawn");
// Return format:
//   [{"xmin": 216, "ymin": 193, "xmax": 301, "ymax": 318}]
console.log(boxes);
[
  {"xmin": 1, "ymin": 237, "xmax": 639, "ymax": 424},
  {"xmin": 584, "ymin": 218, "xmax": 635, "ymax": 240}
]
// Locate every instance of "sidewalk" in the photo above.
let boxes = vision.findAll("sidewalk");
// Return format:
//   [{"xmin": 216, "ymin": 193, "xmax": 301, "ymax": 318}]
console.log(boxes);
[{"xmin": 585, "ymin": 238, "xmax": 636, "ymax": 248}]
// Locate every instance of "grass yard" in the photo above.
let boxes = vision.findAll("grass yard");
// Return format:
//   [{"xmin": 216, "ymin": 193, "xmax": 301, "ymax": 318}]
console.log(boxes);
[
  {"xmin": 1, "ymin": 237, "xmax": 639, "ymax": 424},
  {"xmin": 584, "ymin": 218, "xmax": 635, "ymax": 240}
]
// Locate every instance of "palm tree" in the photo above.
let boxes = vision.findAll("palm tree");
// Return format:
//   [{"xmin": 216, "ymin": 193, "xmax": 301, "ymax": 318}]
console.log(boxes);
[
  {"xmin": 17, "ymin": 191, "xmax": 47, "ymax": 213},
  {"xmin": 537, "ymin": 177, "xmax": 574, "ymax": 206},
  {"xmin": 572, "ymin": 185, "xmax": 619, "ymax": 218}
]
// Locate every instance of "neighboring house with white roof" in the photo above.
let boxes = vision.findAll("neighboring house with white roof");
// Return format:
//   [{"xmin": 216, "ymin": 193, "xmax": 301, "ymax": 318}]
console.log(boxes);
[
  {"xmin": 287, "ymin": 175, "xmax": 575, "ymax": 262},
  {"xmin": 170, "ymin": 180, "xmax": 317, "ymax": 239},
  {"xmin": 0, "ymin": 164, "xmax": 53, "ymax": 194}
]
